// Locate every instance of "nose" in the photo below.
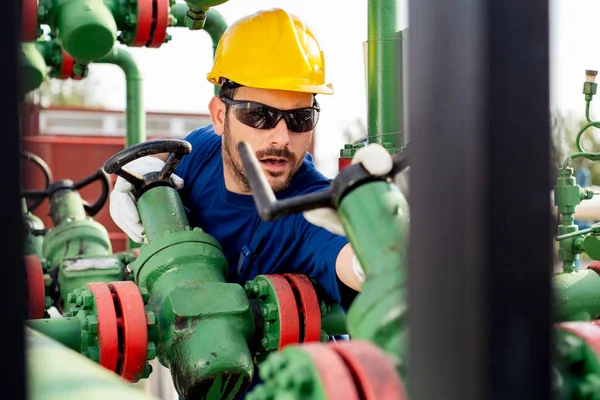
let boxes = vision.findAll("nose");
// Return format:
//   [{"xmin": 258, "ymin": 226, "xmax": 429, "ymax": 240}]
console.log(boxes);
[{"xmin": 268, "ymin": 118, "xmax": 291, "ymax": 147}]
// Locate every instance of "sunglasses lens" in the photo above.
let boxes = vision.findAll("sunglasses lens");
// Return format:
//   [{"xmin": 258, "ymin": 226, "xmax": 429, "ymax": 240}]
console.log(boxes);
[
  {"xmin": 287, "ymin": 108, "xmax": 319, "ymax": 133},
  {"xmin": 232, "ymin": 103, "xmax": 279, "ymax": 130}
]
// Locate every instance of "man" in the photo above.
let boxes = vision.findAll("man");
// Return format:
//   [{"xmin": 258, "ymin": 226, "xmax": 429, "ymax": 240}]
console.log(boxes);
[{"xmin": 109, "ymin": 8, "xmax": 393, "ymax": 309}]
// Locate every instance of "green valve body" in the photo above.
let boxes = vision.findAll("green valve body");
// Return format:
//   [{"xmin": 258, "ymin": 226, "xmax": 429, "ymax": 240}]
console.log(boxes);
[
  {"xmin": 43, "ymin": 0, "xmax": 117, "ymax": 63},
  {"xmin": 553, "ymin": 269, "xmax": 600, "ymax": 321},
  {"xmin": 129, "ymin": 186, "xmax": 255, "ymax": 399},
  {"xmin": 337, "ymin": 180, "xmax": 409, "ymax": 371},
  {"xmin": 42, "ymin": 188, "xmax": 123, "ymax": 311}
]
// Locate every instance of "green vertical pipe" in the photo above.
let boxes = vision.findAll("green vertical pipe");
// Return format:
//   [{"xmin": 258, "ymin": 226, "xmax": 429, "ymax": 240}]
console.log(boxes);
[
  {"xmin": 553, "ymin": 269, "xmax": 600, "ymax": 321},
  {"xmin": 49, "ymin": 190, "xmax": 87, "ymax": 226},
  {"xmin": 97, "ymin": 47, "xmax": 145, "ymax": 250},
  {"xmin": 96, "ymin": 47, "xmax": 146, "ymax": 147},
  {"xmin": 26, "ymin": 327, "xmax": 158, "ymax": 400},
  {"xmin": 367, "ymin": 0, "xmax": 404, "ymax": 148},
  {"xmin": 337, "ymin": 181, "xmax": 409, "ymax": 368},
  {"xmin": 136, "ymin": 187, "xmax": 190, "ymax": 242},
  {"xmin": 170, "ymin": 4, "xmax": 227, "ymax": 94},
  {"xmin": 26, "ymin": 317, "xmax": 82, "ymax": 351}
]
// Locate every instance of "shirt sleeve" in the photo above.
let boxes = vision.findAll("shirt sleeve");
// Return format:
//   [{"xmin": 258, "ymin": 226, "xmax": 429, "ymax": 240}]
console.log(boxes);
[{"xmin": 291, "ymin": 214, "xmax": 349, "ymax": 304}]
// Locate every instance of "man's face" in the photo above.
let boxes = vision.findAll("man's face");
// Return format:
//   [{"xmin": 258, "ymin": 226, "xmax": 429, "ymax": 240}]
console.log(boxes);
[{"xmin": 217, "ymin": 87, "xmax": 315, "ymax": 193}]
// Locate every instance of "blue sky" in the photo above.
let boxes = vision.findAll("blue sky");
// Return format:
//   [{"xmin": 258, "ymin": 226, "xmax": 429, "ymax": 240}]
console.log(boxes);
[{"xmin": 79, "ymin": 0, "xmax": 589, "ymax": 177}]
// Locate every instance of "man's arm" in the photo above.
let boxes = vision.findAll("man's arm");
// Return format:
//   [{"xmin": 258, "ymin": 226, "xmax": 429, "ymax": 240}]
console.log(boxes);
[{"xmin": 335, "ymin": 243, "xmax": 363, "ymax": 292}]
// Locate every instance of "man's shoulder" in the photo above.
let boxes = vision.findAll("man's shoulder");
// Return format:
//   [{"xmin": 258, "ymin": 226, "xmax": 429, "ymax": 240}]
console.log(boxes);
[{"xmin": 184, "ymin": 125, "xmax": 221, "ymax": 149}]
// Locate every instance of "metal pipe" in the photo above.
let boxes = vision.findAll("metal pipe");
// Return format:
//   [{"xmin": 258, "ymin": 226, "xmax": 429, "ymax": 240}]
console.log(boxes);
[
  {"xmin": 367, "ymin": 0, "xmax": 404, "ymax": 148},
  {"xmin": 26, "ymin": 327, "xmax": 159, "ymax": 400},
  {"xmin": 408, "ymin": 0, "xmax": 552, "ymax": 399},
  {"xmin": 136, "ymin": 187, "xmax": 190, "ymax": 242},
  {"xmin": 26, "ymin": 317, "xmax": 82, "ymax": 351},
  {"xmin": 96, "ymin": 47, "xmax": 146, "ymax": 147},
  {"xmin": 171, "ymin": 4, "xmax": 227, "ymax": 94}
]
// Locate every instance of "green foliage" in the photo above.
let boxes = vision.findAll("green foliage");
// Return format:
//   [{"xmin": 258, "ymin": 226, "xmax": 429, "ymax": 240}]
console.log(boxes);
[
  {"xmin": 27, "ymin": 75, "xmax": 105, "ymax": 109},
  {"xmin": 551, "ymin": 108, "xmax": 600, "ymax": 185}
]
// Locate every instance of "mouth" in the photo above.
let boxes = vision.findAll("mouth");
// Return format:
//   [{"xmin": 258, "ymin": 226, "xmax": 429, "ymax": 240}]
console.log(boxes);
[{"xmin": 259, "ymin": 157, "xmax": 289, "ymax": 172}]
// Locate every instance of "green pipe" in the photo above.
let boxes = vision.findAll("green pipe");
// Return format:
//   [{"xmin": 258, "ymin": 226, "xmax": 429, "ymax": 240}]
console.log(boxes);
[
  {"xmin": 96, "ymin": 47, "xmax": 146, "ymax": 147},
  {"xmin": 21, "ymin": 43, "xmax": 48, "ymax": 95},
  {"xmin": 26, "ymin": 317, "xmax": 82, "ymax": 351},
  {"xmin": 367, "ymin": 0, "xmax": 404, "ymax": 149},
  {"xmin": 136, "ymin": 187, "xmax": 190, "ymax": 242},
  {"xmin": 129, "ymin": 185, "xmax": 255, "ymax": 398},
  {"xmin": 171, "ymin": 5, "xmax": 227, "ymax": 94},
  {"xmin": 337, "ymin": 181, "xmax": 409, "ymax": 370},
  {"xmin": 553, "ymin": 269, "xmax": 600, "ymax": 321},
  {"xmin": 26, "ymin": 327, "xmax": 158, "ymax": 400},
  {"xmin": 52, "ymin": 0, "xmax": 117, "ymax": 63}
]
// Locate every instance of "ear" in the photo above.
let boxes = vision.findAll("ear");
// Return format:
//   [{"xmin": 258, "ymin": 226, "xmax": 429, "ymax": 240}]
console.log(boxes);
[{"xmin": 209, "ymin": 96, "xmax": 226, "ymax": 136}]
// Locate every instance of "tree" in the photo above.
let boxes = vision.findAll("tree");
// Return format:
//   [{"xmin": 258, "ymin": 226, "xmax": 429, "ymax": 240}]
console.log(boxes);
[{"xmin": 27, "ymin": 75, "xmax": 106, "ymax": 108}]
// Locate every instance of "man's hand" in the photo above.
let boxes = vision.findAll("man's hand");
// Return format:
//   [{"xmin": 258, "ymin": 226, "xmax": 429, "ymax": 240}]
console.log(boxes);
[
  {"xmin": 109, "ymin": 156, "xmax": 184, "ymax": 243},
  {"xmin": 303, "ymin": 143, "xmax": 393, "ymax": 236}
]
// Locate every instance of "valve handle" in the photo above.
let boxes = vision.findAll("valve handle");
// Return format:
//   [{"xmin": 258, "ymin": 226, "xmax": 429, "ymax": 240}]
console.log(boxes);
[
  {"xmin": 103, "ymin": 139, "xmax": 192, "ymax": 198},
  {"xmin": 237, "ymin": 141, "xmax": 409, "ymax": 221},
  {"xmin": 72, "ymin": 168, "xmax": 112, "ymax": 216},
  {"xmin": 21, "ymin": 151, "xmax": 53, "ymax": 212}
]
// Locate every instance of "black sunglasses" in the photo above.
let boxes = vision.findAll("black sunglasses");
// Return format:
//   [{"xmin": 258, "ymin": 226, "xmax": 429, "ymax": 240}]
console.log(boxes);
[{"xmin": 220, "ymin": 96, "xmax": 320, "ymax": 133}]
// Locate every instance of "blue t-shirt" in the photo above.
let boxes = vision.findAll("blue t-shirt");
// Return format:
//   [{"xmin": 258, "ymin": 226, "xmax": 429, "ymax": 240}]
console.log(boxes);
[{"xmin": 174, "ymin": 125, "xmax": 348, "ymax": 303}]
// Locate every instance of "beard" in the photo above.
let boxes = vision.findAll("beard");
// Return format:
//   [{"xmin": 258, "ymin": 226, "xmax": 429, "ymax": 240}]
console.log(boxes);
[{"xmin": 222, "ymin": 118, "xmax": 303, "ymax": 193}]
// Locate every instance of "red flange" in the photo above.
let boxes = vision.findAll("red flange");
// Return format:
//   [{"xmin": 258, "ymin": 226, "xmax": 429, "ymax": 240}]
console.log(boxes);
[
  {"xmin": 131, "ymin": 0, "xmax": 154, "ymax": 47},
  {"xmin": 588, "ymin": 261, "xmax": 600, "ymax": 274},
  {"xmin": 87, "ymin": 282, "xmax": 119, "ymax": 372},
  {"xmin": 147, "ymin": 0, "xmax": 169, "ymax": 48},
  {"xmin": 330, "ymin": 341, "xmax": 407, "ymax": 400},
  {"xmin": 557, "ymin": 321, "xmax": 600, "ymax": 358},
  {"xmin": 21, "ymin": 0, "xmax": 38, "ymax": 42},
  {"xmin": 109, "ymin": 281, "xmax": 148, "ymax": 382},
  {"xmin": 24, "ymin": 255, "xmax": 45, "ymax": 319},
  {"xmin": 58, "ymin": 50, "xmax": 76, "ymax": 80},
  {"xmin": 302, "ymin": 343, "xmax": 361, "ymax": 400},
  {"xmin": 283, "ymin": 274, "xmax": 322, "ymax": 343},
  {"xmin": 265, "ymin": 275, "xmax": 300, "ymax": 349}
]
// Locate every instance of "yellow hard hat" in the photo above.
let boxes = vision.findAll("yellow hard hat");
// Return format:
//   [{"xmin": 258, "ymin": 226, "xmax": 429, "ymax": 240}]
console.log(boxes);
[{"xmin": 207, "ymin": 8, "xmax": 334, "ymax": 95}]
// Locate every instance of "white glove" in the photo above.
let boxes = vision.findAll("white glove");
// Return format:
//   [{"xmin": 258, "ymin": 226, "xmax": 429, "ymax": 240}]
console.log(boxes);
[{"xmin": 109, "ymin": 156, "xmax": 184, "ymax": 243}]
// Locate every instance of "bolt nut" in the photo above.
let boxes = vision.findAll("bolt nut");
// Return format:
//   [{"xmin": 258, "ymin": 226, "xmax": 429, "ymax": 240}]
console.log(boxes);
[
  {"xmin": 261, "ymin": 304, "xmax": 278, "ymax": 321},
  {"xmin": 147, "ymin": 342, "xmax": 156, "ymax": 360},
  {"xmin": 139, "ymin": 287, "xmax": 150, "ymax": 304},
  {"xmin": 146, "ymin": 311, "xmax": 156, "ymax": 326},
  {"xmin": 81, "ymin": 292, "xmax": 94, "ymax": 309},
  {"xmin": 87, "ymin": 315, "xmax": 98, "ymax": 334}
]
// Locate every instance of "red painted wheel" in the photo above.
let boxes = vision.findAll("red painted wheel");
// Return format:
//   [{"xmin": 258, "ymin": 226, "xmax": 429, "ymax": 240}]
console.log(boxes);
[
  {"xmin": 283, "ymin": 274, "xmax": 321, "ymax": 343},
  {"xmin": 24, "ymin": 255, "xmax": 45, "ymax": 319},
  {"xmin": 87, "ymin": 282, "xmax": 119, "ymax": 372},
  {"xmin": 147, "ymin": 0, "xmax": 169, "ymax": 48},
  {"xmin": 109, "ymin": 281, "xmax": 148, "ymax": 382},
  {"xmin": 330, "ymin": 341, "xmax": 407, "ymax": 400},
  {"xmin": 557, "ymin": 321, "xmax": 600, "ymax": 358},
  {"xmin": 265, "ymin": 275, "xmax": 300, "ymax": 349},
  {"xmin": 131, "ymin": 0, "xmax": 153, "ymax": 47},
  {"xmin": 21, "ymin": 0, "xmax": 38, "ymax": 42},
  {"xmin": 302, "ymin": 343, "xmax": 361, "ymax": 400}
]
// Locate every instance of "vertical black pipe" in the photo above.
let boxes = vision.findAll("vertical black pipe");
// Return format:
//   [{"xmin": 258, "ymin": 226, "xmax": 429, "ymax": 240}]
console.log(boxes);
[
  {"xmin": 407, "ymin": 1, "xmax": 552, "ymax": 400},
  {"xmin": 8, "ymin": 0, "xmax": 26, "ymax": 399}
]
